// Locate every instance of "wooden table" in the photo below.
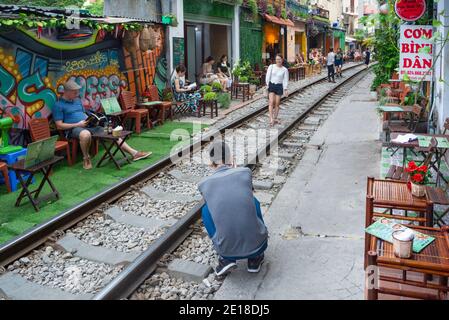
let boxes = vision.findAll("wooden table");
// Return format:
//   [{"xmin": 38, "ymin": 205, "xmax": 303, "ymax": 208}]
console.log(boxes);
[
  {"xmin": 365, "ymin": 177, "xmax": 434, "ymax": 269},
  {"xmin": 366, "ymin": 225, "xmax": 449, "ymax": 300},
  {"xmin": 390, "ymin": 132, "xmax": 449, "ymax": 184},
  {"xmin": 366, "ymin": 177, "xmax": 433, "ymax": 227},
  {"xmin": 8, "ymin": 156, "xmax": 63, "ymax": 212},
  {"xmin": 92, "ymin": 131, "xmax": 133, "ymax": 170}
]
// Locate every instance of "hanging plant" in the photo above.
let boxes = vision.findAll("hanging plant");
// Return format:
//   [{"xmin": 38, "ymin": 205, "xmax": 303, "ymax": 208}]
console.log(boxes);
[{"xmin": 266, "ymin": 4, "xmax": 274, "ymax": 16}]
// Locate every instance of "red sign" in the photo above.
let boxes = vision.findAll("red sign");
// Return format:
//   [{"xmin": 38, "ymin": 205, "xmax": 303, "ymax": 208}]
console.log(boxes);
[{"xmin": 395, "ymin": 0, "xmax": 426, "ymax": 21}]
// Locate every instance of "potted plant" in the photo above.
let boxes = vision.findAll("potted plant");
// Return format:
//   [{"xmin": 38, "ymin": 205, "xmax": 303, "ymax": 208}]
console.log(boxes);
[
  {"xmin": 249, "ymin": 77, "xmax": 259, "ymax": 94},
  {"xmin": 203, "ymin": 92, "xmax": 217, "ymax": 102},
  {"xmin": 212, "ymin": 82, "xmax": 223, "ymax": 92},
  {"xmin": 200, "ymin": 84, "xmax": 212, "ymax": 97},
  {"xmin": 217, "ymin": 92, "xmax": 231, "ymax": 108},
  {"xmin": 405, "ymin": 161, "xmax": 430, "ymax": 197}
]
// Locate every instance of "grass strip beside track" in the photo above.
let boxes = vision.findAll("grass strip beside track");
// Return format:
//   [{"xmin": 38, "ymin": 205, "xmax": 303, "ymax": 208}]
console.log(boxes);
[{"xmin": 0, "ymin": 121, "xmax": 206, "ymax": 244}]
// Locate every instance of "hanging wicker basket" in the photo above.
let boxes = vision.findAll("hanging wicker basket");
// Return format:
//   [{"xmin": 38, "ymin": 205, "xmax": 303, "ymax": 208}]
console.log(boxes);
[
  {"xmin": 139, "ymin": 26, "xmax": 157, "ymax": 52},
  {"xmin": 122, "ymin": 30, "xmax": 139, "ymax": 52}
]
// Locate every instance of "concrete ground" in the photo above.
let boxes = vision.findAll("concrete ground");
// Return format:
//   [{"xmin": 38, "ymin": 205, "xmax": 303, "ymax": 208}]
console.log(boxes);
[{"xmin": 214, "ymin": 72, "xmax": 381, "ymax": 300}]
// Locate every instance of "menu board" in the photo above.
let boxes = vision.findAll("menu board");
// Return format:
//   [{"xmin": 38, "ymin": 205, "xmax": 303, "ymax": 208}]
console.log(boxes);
[
  {"xmin": 173, "ymin": 37, "xmax": 185, "ymax": 69},
  {"xmin": 365, "ymin": 218, "xmax": 435, "ymax": 253}
]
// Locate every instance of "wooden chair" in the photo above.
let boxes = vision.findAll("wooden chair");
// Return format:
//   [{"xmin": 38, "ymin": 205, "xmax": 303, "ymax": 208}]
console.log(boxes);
[
  {"xmin": 119, "ymin": 91, "xmax": 151, "ymax": 134},
  {"xmin": 170, "ymin": 85, "xmax": 196, "ymax": 117},
  {"xmin": 386, "ymin": 137, "xmax": 437, "ymax": 182},
  {"xmin": 0, "ymin": 161, "xmax": 11, "ymax": 193},
  {"xmin": 29, "ymin": 118, "xmax": 72, "ymax": 166},
  {"xmin": 148, "ymin": 85, "xmax": 173, "ymax": 124},
  {"xmin": 386, "ymin": 104, "xmax": 422, "ymax": 142}
]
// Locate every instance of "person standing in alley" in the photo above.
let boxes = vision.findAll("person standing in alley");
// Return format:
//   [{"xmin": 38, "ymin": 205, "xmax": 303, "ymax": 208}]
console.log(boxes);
[
  {"xmin": 266, "ymin": 54, "xmax": 289, "ymax": 127},
  {"xmin": 365, "ymin": 48, "xmax": 371, "ymax": 66},
  {"xmin": 327, "ymin": 48, "xmax": 336, "ymax": 83},
  {"xmin": 198, "ymin": 141, "xmax": 268, "ymax": 276},
  {"xmin": 335, "ymin": 48, "xmax": 344, "ymax": 78}
]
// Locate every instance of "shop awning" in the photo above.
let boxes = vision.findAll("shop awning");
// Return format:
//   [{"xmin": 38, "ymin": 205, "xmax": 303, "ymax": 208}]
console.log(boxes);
[
  {"xmin": 264, "ymin": 14, "xmax": 294, "ymax": 27},
  {"xmin": 345, "ymin": 36, "xmax": 357, "ymax": 43}
]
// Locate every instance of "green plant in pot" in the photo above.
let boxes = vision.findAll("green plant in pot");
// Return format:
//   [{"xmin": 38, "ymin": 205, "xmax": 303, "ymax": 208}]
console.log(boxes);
[
  {"xmin": 212, "ymin": 82, "xmax": 223, "ymax": 92},
  {"xmin": 203, "ymin": 92, "xmax": 217, "ymax": 102},
  {"xmin": 217, "ymin": 92, "xmax": 231, "ymax": 109},
  {"xmin": 200, "ymin": 85, "xmax": 212, "ymax": 95},
  {"xmin": 239, "ymin": 76, "xmax": 249, "ymax": 83}
]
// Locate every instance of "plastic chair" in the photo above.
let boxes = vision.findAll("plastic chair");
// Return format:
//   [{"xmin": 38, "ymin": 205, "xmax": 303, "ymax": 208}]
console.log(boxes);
[
  {"xmin": 29, "ymin": 118, "xmax": 72, "ymax": 166},
  {"xmin": 119, "ymin": 91, "xmax": 151, "ymax": 134}
]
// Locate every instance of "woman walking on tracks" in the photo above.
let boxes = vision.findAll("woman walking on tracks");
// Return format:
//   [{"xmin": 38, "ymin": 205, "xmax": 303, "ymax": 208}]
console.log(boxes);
[{"xmin": 266, "ymin": 54, "xmax": 289, "ymax": 127}]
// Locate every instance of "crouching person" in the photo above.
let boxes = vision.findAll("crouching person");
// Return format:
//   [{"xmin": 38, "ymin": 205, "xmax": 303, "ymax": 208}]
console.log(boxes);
[{"xmin": 198, "ymin": 141, "xmax": 268, "ymax": 276}]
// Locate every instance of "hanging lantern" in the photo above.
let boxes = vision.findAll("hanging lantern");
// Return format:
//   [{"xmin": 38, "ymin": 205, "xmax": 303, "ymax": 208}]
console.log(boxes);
[
  {"xmin": 139, "ymin": 25, "xmax": 156, "ymax": 52},
  {"xmin": 122, "ymin": 30, "xmax": 139, "ymax": 52}
]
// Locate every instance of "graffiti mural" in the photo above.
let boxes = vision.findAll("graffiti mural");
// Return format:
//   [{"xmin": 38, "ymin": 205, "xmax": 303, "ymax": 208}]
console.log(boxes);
[
  {"xmin": 0, "ymin": 24, "xmax": 166, "ymax": 130},
  {"xmin": 0, "ymin": 47, "xmax": 56, "ymax": 129}
]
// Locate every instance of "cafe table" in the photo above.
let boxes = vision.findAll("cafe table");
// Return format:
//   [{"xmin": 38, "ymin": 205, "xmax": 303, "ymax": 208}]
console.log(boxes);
[
  {"xmin": 389, "ymin": 132, "xmax": 449, "ymax": 185},
  {"xmin": 366, "ymin": 225, "xmax": 449, "ymax": 300}
]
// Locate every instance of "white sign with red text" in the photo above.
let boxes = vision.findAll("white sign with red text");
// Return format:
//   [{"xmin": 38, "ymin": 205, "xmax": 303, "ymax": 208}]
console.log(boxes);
[{"xmin": 399, "ymin": 25, "xmax": 433, "ymax": 81}]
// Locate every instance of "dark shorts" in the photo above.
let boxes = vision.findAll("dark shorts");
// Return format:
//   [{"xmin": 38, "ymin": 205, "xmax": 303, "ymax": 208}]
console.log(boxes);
[
  {"xmin": 335, "ymin": 59, "xmax": 343, "ymax": 66},
  {"xmin": 268, "ymin": 82, "xmax": 283, "ymax": 96},
  {"xmin": 68, "ymin": 126, "xmax": 104, "ymax": 139}
]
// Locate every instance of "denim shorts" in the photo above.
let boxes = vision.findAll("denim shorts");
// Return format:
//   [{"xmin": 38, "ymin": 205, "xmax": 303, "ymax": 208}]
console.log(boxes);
[
  {"xmin": 68, "ymin": 126, "xmax": 104, "ymax": 139},
  {"xmin": 268, "ymin": 82, "xmax": 283, "ymax": 96}
]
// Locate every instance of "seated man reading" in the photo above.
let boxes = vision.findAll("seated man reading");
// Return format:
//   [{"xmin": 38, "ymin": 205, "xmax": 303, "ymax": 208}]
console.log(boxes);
[
  {"xmin": 198, "ymin": 141, "xmax": 268, "ymax": 276},
  {"xmin": 53, "ymin": 80, "xmax": 151, "ymax": 170}
]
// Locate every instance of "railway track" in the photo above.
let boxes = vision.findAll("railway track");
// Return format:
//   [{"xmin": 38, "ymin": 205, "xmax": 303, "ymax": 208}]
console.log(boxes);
[{"xmin": 0, "ymin": 62, "xmax": 371, "ymax": 300}]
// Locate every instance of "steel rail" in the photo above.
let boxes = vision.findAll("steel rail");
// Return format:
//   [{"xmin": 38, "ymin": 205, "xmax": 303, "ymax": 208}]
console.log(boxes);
[
  {"xmin": 93, "ymin": 64, "xmax": 372, "ymax": 300},
  {"xmin": 0, "ymin": 63, "xmax": 366, "ymax": 268}
]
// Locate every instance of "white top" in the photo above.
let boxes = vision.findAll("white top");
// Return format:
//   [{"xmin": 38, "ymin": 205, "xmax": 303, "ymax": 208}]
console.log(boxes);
[
  {"xmin": 265, "ymin": 64, "xmax": 289, "ymax": 90},
  {"xmin": 327, "ymin": 52, "xmax": 335, "ymax": 65}
]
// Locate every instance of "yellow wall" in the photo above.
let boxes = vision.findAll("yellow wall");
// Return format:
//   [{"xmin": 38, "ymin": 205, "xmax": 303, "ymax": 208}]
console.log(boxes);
[{"xmin": 287, "ymin": 26, "xmax": 307, "ymax": 63}]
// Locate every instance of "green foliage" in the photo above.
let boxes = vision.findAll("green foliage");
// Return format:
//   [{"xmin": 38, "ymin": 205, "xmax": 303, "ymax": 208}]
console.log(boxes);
[
  {"xmin": 267, "ymin": 4, "xmax": 274, "ymax": 16},
  {"xmin": 200, "ymin": 85, "xmax": 212, "ymax": 93},
  {"xmin": 247, "ymin": 0, "xmax": 258, "ymax": 19},
  {"xmin": 232, "ymin": 60, "xmax": 254, "ymax": 80},
  {"xmin": 217, "ymin": 92, "xmax": 231, "ymax": 108},
  {"xmin": 370, "ymin": 2, "xmax": 401, "ymax": 91},
  {"xmin": 212, "ymin": 82, "xmax": 223, "ymax": 92},
  {"xmin": 239, "ymin": 76, "xmax": 249, "ymax": 83},
  {"xmin": 0, "ymin": 0, "xmax": 84, "ymax": 6},
  {"xmin": 203, "ymin": 92, "xmax": 217, "ymax": 101},
  {"xmin": 84, "ymin": 0, "xmax": 104, "ymax": 16},
  {"xmin": 281, "ymin": 8, "xmax": 287, "ymax": 20}
]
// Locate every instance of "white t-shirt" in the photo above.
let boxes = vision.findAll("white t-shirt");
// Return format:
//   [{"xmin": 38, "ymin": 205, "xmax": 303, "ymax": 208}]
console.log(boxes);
[
  {"xmin": 327, "ymin": 52, "xmax": 335, "ymax": 66},
  {"xmin": 265, "ymin": 64, "xmax": 289, "ymax": 90}
]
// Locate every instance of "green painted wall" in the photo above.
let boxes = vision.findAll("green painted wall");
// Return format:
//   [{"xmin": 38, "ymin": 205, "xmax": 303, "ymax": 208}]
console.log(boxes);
[
  {"xmin": 184, "ymin": 0, "xmax": 235, "ymax": 20},
  {"xmin": 239, "ymin": 10, "xmax": 263, "ymax": 67}
]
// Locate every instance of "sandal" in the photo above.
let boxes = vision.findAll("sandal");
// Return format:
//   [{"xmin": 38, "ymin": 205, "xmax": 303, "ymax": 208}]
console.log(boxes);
[{"xmin": 83, "ymin": 157, "xmax": 93, "ymax": 170}]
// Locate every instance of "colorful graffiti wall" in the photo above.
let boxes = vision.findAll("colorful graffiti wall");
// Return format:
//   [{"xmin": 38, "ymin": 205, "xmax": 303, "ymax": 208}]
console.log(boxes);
[{"xmin": 0, "ymin": 25, "xmax": 166, "ymax": 130}]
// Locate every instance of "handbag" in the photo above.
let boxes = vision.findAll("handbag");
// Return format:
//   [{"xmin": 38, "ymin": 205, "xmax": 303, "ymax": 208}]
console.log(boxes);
[{"xmin": 264, "ymin": 65, "xmax": 274, "ymax": 97}]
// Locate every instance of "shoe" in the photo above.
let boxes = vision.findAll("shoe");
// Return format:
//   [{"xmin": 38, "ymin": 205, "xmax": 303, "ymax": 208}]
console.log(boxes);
[
  {"xmin": 247, "ymin": 254, "xmax": 264, "ymax": 273},
  {"xmin": 133, "ymin": 151, "xmax": 152, "ymax": 161},
  {"xmin": 215, "ymin": 258, "xmax": 237, "ymax": 276}
]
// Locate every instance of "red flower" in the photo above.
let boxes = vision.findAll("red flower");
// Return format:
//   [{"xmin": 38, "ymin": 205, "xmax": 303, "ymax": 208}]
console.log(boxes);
[
  {"xmin": 418, "ymin": 165, "xmax": 428, "ymax": 172},
  {"xmin": 406, "ymin": 161, "xmax": 418, "ymax": 172},
  {"xmin": 407, "ymin": 181, "xmax": 412, "ymax": 191},
  {"xmin": 412, "ymin": 173, "xmax": 424, "ymax": 184}
]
